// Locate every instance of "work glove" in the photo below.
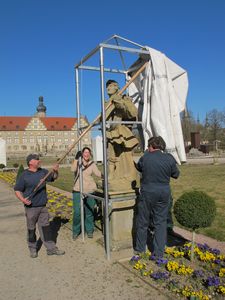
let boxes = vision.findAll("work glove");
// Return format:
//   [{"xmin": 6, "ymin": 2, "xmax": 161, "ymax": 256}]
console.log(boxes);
[{"xmin": 75, "ymin": 151, "xmax": 82, "ymax": 160}]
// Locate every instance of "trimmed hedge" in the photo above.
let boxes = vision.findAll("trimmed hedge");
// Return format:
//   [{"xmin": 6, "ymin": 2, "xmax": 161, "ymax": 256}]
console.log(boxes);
[
  {"xmin": 16, "ymin": 164, "xmax": 24, "ymax": 181},
  {"xmin": 174, "ymin": 190, "xmax": 216, "ymax": 230}
]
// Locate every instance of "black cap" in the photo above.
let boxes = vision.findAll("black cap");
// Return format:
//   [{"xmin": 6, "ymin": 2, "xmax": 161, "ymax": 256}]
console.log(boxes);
[
  {"xmin": 106, "ymin": 79, "xmax": 118, "ymax": 88},
  {"xmin": 26, "ymin": 154, "xmax": 40, "ymax": 165}
]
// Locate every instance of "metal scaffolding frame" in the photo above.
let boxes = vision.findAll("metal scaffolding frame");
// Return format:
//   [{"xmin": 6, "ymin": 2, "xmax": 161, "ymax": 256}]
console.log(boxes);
[{"xmin": 74, "ymin": 34, "xmax": 149, "ymax": 260}]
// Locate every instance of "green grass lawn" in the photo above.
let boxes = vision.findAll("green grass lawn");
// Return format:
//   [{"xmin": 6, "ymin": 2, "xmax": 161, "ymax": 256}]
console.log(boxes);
[
  {"xmin": 49, "ymin": 167, "xmax": 74, "ymax": 192},
  {"xmin": 49, "ymin": 164, "xmax": 225, "ymax": 242},
  {"xmin": 170, "ymin": 164, "xmax": 225, "ymax": 241},
  {"xmin": 7, "ymin": 156, "xmax": 59, "ymax": 168}
]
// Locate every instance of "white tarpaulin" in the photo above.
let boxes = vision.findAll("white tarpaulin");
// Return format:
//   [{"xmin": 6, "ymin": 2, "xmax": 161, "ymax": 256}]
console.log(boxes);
[
  {"xmin": 0, "ymin": 138, "xmax": 6, "ymax": 166},
  {"xmin": 128, "ymin": 46, "xmax": 188, "ymax": 164}
]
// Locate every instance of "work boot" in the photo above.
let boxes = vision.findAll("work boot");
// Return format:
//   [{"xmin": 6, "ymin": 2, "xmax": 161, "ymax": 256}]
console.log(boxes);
[
  {"xmin": 73, "ymin": 234, "xmax": 79, "ymax": 241},
  {"xmin": 87, "ymin": 232, "xmax": 93, "ymax": 238},
  {"xmin": 30, "ymin": 251, "xmax": 38, "ymax": 258},
  {"xmin": 47, "ymin": 248, "xmax": 65, "ymax": 256}
]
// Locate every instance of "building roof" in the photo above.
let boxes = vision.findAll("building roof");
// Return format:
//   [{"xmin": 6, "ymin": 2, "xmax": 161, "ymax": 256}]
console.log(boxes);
[
  {"xmin": 0, "ymin": 116, "xmax": 77, "ymax": 131},
  {"xmin": 40, "ymin": 117, "xmax": 77, "ymax": 130},
  {"xmin": 0, "ymin": 117, "xmax": 32, "ymax": 131}
]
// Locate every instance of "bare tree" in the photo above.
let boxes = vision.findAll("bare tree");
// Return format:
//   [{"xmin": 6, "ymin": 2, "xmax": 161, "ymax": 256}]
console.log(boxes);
[
  {"xmin": 181, "ymin": 109, "xmax": 197, "ymax": 145},
  {"xmin": 205, "ymin": 109, "xmax": 224, "ymax": 143}
]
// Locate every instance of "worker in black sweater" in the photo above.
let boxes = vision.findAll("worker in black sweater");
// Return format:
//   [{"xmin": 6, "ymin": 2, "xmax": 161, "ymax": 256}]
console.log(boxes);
[{"xmin": 134, "ymin": 136, "xmax": 179, "ymax": 258}]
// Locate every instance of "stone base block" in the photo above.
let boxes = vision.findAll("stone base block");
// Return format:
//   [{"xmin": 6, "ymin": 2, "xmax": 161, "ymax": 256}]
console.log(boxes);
[{"xmin": 95, "ymin": 190, "xmax": 137, "ymax": 250}]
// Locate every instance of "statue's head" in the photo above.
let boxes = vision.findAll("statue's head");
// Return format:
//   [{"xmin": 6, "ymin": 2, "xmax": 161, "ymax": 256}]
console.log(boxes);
[{"xmin": 106, "ymin": 79, "xmax": 119, "ymax": 96}]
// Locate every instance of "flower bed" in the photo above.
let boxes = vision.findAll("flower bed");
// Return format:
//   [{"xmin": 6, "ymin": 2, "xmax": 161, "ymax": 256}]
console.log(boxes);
[
  {"xmin": 128, "ymin": 243, "xmax": 225, "ymax": 299},
  {"xmin": 47, "ymin": 188, "xmax": 72, "ymax": 220},
  {"xmin": 0, "ymin": 172, "xmax": 72, "ymax": 220}
]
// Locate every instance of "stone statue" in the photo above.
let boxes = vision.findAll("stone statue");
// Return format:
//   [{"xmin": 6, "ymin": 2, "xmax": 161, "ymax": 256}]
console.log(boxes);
[{"xmin": 105, "ymin": 80, "xmax": 139, "ymax": 192}]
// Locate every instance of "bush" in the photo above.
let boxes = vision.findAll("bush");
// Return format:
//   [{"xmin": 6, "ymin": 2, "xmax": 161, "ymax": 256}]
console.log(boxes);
[
  {"xmin": 0, "ymin": 163, "xmax": 5, "ymax": 169},
  {"xmin": 16, "ymin": 164, "xmax": 25, "ymax": 181},
  {"xmin": 13, "ymin": 163, "xmax": 19, "ymax": 168},
  {"xmin": 174, "ymin": 190, "xmax": 216, "ymax": 230}
]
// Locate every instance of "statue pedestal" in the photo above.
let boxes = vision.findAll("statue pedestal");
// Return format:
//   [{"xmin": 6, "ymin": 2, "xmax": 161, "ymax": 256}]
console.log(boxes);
[{"xmin": 96, "ymin": 190, "xmax": 137, "ymax": 251}]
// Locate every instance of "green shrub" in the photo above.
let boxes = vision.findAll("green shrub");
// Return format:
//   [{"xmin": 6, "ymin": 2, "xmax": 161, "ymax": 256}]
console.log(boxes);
[
  {"xmin": 13, "ymin": 163, "xmax": 19, "ymax": 168},
  {"xmin": 16, "ymin": 164, "xmax": 24, "ymax": 181},
  {"xmin": 174, "ymin": 190, "xmax": 216, "ymax": 230},
  {"xmin": 0, "ymin": 163, "xmax": 5, "ymax": 169}
]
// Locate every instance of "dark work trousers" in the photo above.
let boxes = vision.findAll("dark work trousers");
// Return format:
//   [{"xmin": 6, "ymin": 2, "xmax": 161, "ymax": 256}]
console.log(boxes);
[
  {"xmin": 167, "ymin": 195, "xmax": 174, "ymax": 229},
  {"xmin": 25, "ymin": 206, "xmax": 56, "ymax": 253},
  {"xmin": 135, "ymin": 186, "xmax": 170, "ymax": 258},
  {"xmin": 72, "ymin": 192, "xmax": 96, "ymax": 236}
]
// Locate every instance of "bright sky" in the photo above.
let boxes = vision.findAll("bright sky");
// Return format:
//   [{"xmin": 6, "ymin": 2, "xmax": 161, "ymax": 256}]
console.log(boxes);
[{"xmin": 0, "ymin": 0, "xmax": 224, "ymax": 124}]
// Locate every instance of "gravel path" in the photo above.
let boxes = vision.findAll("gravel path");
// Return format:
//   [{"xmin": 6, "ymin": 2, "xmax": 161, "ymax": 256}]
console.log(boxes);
[{"xmin": 0, "ymin": 180, "xmax": 168, "ymax": 300}]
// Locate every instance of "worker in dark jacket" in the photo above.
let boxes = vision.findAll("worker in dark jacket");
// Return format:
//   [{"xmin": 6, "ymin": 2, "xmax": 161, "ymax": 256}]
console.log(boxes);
[
  {"xmin": 134, "ymin": 136, "xmax": 179, "ymax": 258},
  {"xmin": 14, "ymin": 153, "xmax": 65, "ymax": 258}
]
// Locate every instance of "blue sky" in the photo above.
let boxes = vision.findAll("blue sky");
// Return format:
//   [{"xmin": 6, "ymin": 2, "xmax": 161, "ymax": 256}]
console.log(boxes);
[{"xmin": 0, "ymin": 0, "xmax": 224, "ymax": 124}]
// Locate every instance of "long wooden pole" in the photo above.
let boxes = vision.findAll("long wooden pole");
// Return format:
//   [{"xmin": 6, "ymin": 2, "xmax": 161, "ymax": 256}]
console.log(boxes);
[{"xmin": 28, "ymin": 61, "xmax": 148, "ymax": 197}]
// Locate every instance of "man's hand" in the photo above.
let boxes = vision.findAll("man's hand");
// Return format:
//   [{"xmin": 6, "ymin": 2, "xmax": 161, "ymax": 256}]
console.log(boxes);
[
  {"xmin": 52, "ymin": 163, "xmax": 59, "ymax": 180},
  {"xmin": 52, "ymin": 163, "xmax": 59, "ymax": 172},
  {"xmin": 23, "ymin": 197, "xmax": 32, "ymax": 206},
  {"xmin": 15, "ymin": 191, "xmax": 31, "ymax": 206}
]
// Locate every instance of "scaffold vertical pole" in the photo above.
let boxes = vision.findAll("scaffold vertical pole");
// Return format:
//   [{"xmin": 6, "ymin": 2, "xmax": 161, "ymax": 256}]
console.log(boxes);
[{"xmin": 99, "ymin": 46, "xmax": 111, "ymax": 260}]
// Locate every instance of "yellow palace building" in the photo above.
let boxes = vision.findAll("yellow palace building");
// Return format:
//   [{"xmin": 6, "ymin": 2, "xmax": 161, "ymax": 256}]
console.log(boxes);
[{"xmin": 0, "ymin": 96, "xmax": 91, "ymax": 159}]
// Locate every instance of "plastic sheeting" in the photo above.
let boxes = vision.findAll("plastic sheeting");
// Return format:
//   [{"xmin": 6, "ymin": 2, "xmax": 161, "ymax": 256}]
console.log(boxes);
[
  {"xmin": 128, "ymin": 46, "xmax": 188, "ymax": 164},
  {"xmin": 0, "ymin": 138, "xmax": 6, "ymax": 166}
]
